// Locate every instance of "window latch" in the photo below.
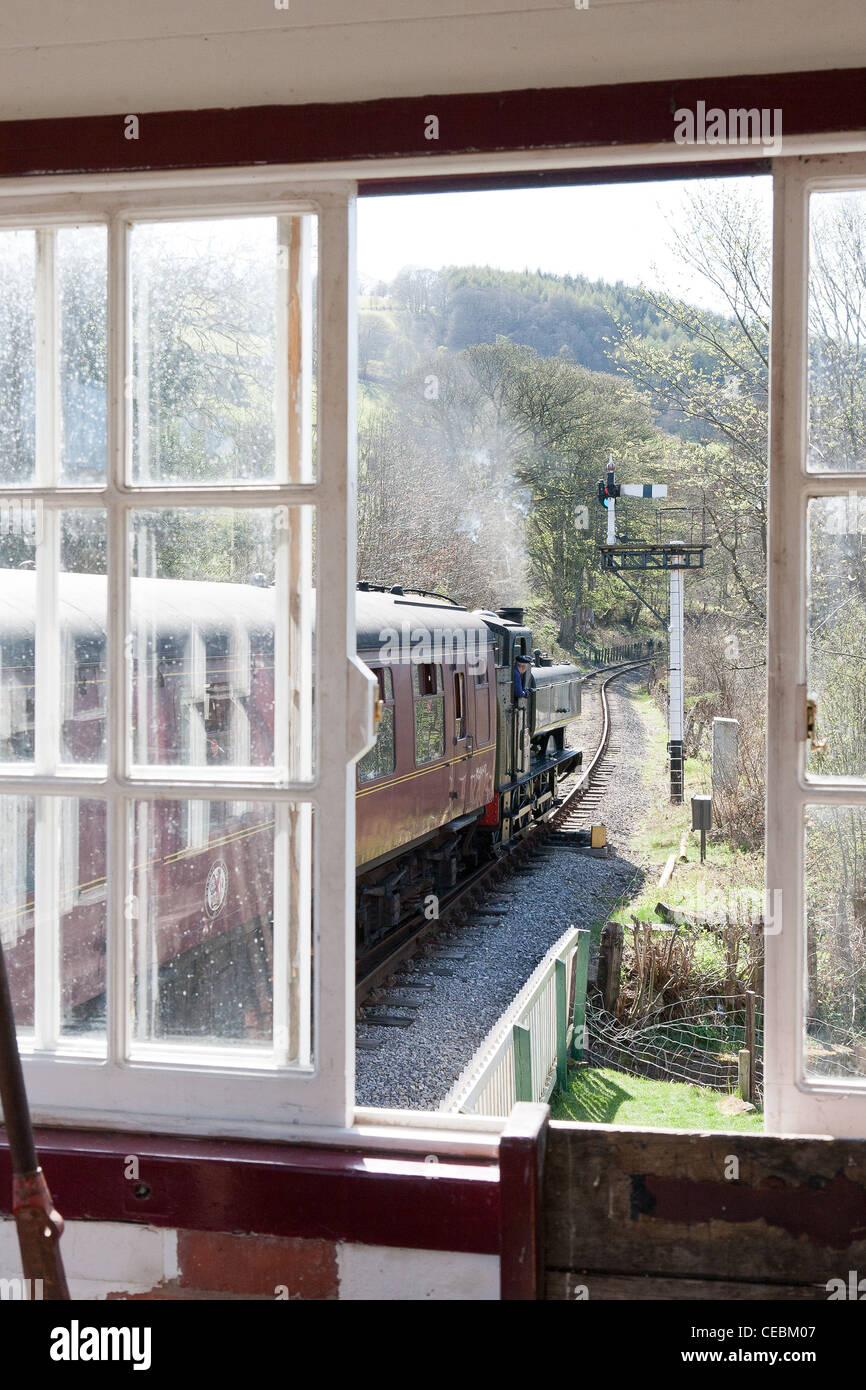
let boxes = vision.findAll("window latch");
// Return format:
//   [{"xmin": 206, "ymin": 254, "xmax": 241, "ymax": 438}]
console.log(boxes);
[{"xmin": 805, "ymin": 696, "xmax": 827, "ymax": 752}]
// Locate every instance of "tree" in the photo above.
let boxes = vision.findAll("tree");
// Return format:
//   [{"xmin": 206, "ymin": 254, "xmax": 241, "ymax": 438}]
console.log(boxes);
[
  {"xmin": 357, "ymin": 310, "xmax": 395, "ymax": 381},
  {"xmin": 371, "ymin": 338, "xmax": 665, "ymax": 641},
  {"xmin": 613, "ymin": 185, "xmax": 771, "ymax": 625}
]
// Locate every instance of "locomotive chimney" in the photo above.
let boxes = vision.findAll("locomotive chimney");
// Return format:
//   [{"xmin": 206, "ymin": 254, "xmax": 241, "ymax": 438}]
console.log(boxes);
[{"xmin": 497, "ymin": 606, "xmax": 525, "ymax": 625}]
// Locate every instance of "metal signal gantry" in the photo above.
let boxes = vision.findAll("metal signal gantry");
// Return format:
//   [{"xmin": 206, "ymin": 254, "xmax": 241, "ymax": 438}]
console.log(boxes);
[{"xmin": 595, "ymin": 455, "xmax": 707, "ymax": 804}]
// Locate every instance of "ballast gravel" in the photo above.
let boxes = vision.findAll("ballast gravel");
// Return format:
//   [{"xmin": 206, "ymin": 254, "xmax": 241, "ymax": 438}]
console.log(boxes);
[{"xmin": 354, "ymin": 668, "xmax": 654, "ymax": 1111}]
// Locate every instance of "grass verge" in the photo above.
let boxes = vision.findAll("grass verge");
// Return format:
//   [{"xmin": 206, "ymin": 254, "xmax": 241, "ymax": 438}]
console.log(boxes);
[
  {"xmin": 611, "ymin": 688, "xmax": 764, "ymax": 941},
  {"xmin": 552, "ymin": 1065, "xmax": 763, "ymax": 1132},
  {"xmin": 565, "ymin": 683, "xmax": 765, "ymax": 1130}
]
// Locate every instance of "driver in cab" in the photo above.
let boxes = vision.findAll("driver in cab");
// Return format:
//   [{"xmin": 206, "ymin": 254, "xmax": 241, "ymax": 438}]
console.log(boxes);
[{"xmin": 513, "ymin": 654, "xmax": 532, "ymax": 704}]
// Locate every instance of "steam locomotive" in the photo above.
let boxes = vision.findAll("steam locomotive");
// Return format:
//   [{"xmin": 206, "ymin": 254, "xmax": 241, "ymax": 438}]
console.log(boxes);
[
  {"xmin": 0, "ymin": 571, "xmax": 582, "ymax": 1034},
  {"xmin": 354, "ymin": 584, "xmax": 583, "ymax": 952}
]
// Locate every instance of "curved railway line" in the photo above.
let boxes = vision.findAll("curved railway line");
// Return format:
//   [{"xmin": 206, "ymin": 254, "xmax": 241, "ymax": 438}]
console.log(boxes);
[{"xmin": 356, "ymin": 658, "xmax": 648, "ymax": 1008}]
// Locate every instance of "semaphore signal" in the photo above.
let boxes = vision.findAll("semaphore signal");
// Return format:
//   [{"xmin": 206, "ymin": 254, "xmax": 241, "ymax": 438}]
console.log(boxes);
[
  {"xmin": 595, "ymin": 454, "xmax": 706, "ymax": 804},
  {"xmin": 597, "ymin": 454, "xmax": 667, "ymax": 547}
]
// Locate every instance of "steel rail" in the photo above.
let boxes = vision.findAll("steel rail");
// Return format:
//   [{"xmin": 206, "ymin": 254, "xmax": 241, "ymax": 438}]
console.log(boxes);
[{"xmin": 549, "ymin": 659, "xmax": 649, "ymax": 824}]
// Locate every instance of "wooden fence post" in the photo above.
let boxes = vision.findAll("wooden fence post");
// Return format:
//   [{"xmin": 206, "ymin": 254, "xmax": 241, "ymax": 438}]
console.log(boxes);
[
  {"xmin": 513, "ymin": 1023, "xmax": 533, "ymax": 1102},
  {"xmin": 555, "ymin": 958, "xmax": 567, "ymax": 1091},
  {"xmin": 571, "ymin": 929, "xmax": 590, "ymax": 1060},
  {"xmin": 745, "ymin": 990, "xmax": 757, "ymax": 1100},
  {"xmin": 738, "ymin": 1048, "xmax": 751, "ymax": 1103},
  {"xmin": 598, "ymin": 922, "xmax": 624, "ymax": 1015}
]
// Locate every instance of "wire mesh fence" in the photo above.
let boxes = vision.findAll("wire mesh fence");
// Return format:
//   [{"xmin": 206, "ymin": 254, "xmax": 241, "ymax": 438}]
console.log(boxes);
[{"xmin": 586, "ymin": 993, "xmax": 764, "ymax": 1100}]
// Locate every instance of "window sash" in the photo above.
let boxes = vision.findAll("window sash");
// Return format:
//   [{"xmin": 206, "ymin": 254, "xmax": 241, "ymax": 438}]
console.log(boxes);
[
  {"xmin": 0, "ymin": 180, "xmax": 363, "ymax": 1134},
  {"xmin": 766, "ymin": 153, "xmax": 866, "ymax": 1137}
]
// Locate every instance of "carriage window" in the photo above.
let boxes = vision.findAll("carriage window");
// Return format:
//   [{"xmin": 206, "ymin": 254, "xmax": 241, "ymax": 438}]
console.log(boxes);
[
  {"xmin": 204, "ymin": 633, "xmax": 232, "ymax": 765},
  {"xmin": 412, "ymin": 661, "xmax": 438, "ymax": 696},
  {"xmin": 414, "ymin": 661, "xmax": 445, "ymax": 764},
  {"xmin": 1, "ymin": 640, "xmax": 35, "ymax": 762},
  {"xmin": 73, "ymin": 640, "xmax": 104, "ymax": 715},
  {"xmin": 357, "ymin": 666, "xmax": 395, "ymax": 785},
  {"xmin": 475, "ymin": 664, "xmax": 491, "ymax": 745},
  {"xmin": 454, "ymin": 670, "xmax": 465, "ymax": 740},
  {"xmin": 249, "ymin": 631, "xmax": 275, "ymax": 766}
]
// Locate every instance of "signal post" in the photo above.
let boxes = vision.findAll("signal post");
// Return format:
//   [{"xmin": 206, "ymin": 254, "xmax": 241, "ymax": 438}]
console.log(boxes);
[{"xmin": 596, "ymin": 456, "xmax": 707, "ymax": 804}]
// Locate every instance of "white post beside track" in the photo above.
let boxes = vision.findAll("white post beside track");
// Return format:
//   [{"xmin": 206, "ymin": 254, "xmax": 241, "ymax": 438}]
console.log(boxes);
[{"xmin": 668, "ymin": 566, "xmax": 685, "ymax": 803}]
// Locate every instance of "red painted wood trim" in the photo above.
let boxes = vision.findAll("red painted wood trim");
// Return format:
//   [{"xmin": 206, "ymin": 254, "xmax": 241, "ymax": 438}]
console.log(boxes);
[
  {"xmin": 359, "ymin": 159, "xmax": 772, "ymax": 198},
  {"xmin": 0, "ymin": 1129, "xmax": 500, "ymax": 1255},
  {"xmin": 0, "ymin": 68, "xmax": 863, "ymax": 182},
  {"xmin": 499, "ymin": 1102, "xmax": 549, "ymax": 1300}
]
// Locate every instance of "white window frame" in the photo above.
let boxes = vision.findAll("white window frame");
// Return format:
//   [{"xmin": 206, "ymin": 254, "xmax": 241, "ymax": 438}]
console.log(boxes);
[
  {"xmin": 1, "ymin": 134, "xmax": 865, "ymax": 1148},
  {"xmin": 765, "ymin": 152, "xmax": 866, "ymax": 1137},
  {"xmin": 0, "ymin": 174, "xmax": 377, "ymax": 1136}
]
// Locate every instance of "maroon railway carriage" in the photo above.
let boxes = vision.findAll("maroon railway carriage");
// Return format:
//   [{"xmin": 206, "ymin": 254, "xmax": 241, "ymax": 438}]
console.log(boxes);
[
  {"xmin": 353, "ymin": 586, "xmax": 584, "ymax": 953},
  {"xmin": 354, "ymin": 586, "xmax": 498, "ymax": 951},
  {"xmin": 0, "ymin": 571, "xmax": 583, "ymax": 1033}
]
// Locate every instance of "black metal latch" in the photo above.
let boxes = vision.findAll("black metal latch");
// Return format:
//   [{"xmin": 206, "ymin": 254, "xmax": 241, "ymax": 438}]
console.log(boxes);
[{"xmin": 805, "ymin": 696, "xmax": 827, "ymax": 752}]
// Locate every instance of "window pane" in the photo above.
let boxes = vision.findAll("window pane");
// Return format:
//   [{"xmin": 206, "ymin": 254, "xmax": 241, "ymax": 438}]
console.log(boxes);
[
  {"xmin": 61, "ymin": 510, "xmax": 107, "ymax": 764},
  {"xmin": 0, "ymin": 795, "xmax": 34, "ymax": 1032},
  {"xmin": 129, "ymin": 507, "xmax": 314, "ymax": 777},
  {"xmin": 0, "ymin": 565, "xmax": 35, "ymax": 763},
  {"xmin": 60, "ymin": 797, "xmax": 106, "ymax": 1042},
  {"xmin": 412, "ymin": 663, "xmax": 437, "ymax": 696},
  {"xmin": 414, "ymin": 694, "xmax": 444, "ymax": 764},
  {"xmin": 809, "ymin": 191, "xmax": 866, "ymax": 472},
  {"xmin": 128, "ymin": 799, "xmax": 312, "ymax": 1063},
  {"xmin": 129, "ymin": 215, "xmax": 316, "ymax": 484},
  {"xmin": 3, "ymin": 797, "xmax": 106, "ymax": 1048},
  {"xmin": 1, "ymin": 509, "xmax": 108, "ymax": 768},
  {"xmin": 805, "ymin": 806, "xmax": 866, "ymax": 1080},
  {"xmin": 0, "ymin": 230, "xmax": 35, "ymax": 486},
  {"xmin": 358, "ymin": 704, "xmax": 395, "ymax": 784},
  {"xmin": 58, "ymin": 226, "xmax": 107, "ymax": 484},
  {"xmin": 806, "ymin": 496, "xmax": 866, "ymax": 777}
]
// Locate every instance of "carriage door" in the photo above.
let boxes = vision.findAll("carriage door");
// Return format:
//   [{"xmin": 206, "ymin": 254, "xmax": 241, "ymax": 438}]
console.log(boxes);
[
  {"xmin": 766, "ymin": 154, "xmax": 866, "ymax": 1137},
  {"xmin": 451, "ymin": 667, "xmax": 473, "ymax": 813}
]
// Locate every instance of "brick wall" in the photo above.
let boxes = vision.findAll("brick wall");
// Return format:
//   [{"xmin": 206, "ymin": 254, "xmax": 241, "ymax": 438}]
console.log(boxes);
[{"xmin": 0, "ymin": 1219, "xmax": 499, "ymax": 1300}]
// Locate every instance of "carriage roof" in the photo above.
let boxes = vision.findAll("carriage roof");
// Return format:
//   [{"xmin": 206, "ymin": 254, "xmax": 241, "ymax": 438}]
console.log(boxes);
[
  {"xmin": 0, "ymin": 569, "xmax": 275, "ymax": 642},
  {"xmin": 0, "ymin": 571, "xmax": 492, "ymax": 650}
]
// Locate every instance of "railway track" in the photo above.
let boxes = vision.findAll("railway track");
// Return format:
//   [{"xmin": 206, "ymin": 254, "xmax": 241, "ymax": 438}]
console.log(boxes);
[{"xmin": 356, "ymin": 658, "xmax": 648, "ymax": 1010}]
